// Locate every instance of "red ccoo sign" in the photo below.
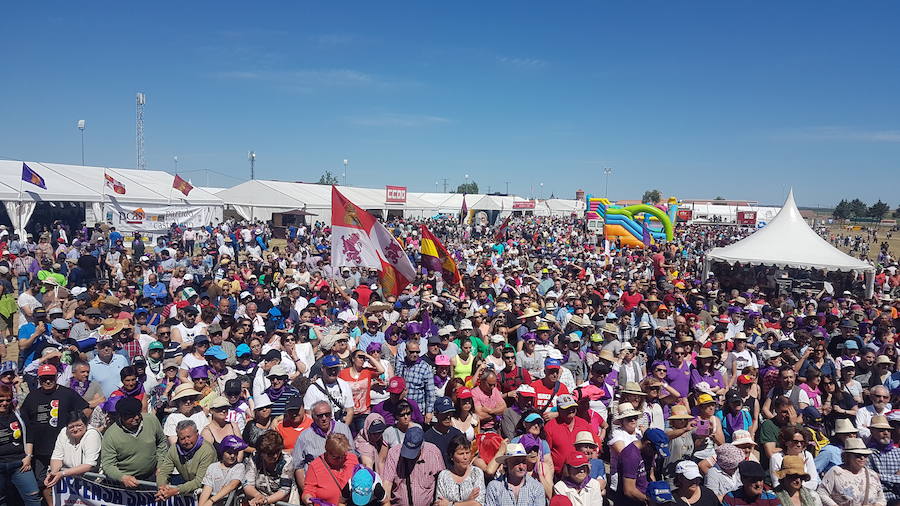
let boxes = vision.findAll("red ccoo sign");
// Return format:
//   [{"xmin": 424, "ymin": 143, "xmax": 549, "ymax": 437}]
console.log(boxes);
[
  {"xmin": 512, "ymin": 200, "xmax": 536, "ymax": 210},
  {"xmin": 385, "ymin": 185, "xmax": 407, "ymax": 203},
  {"xmin": 736, "ymin": 211, "xmax": 757, "ymax": 225}
]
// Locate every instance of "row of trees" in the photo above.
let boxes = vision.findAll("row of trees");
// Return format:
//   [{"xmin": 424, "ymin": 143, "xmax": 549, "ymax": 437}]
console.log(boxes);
[{"xmin": 832, "ymin": 199, "xmax": 899, "ymax": 219}]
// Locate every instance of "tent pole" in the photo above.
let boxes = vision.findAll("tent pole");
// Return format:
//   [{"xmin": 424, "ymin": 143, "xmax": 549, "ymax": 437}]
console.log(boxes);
[{"xmin": 17, "ymin": 174, "xmax": 24, "ymax": 238}]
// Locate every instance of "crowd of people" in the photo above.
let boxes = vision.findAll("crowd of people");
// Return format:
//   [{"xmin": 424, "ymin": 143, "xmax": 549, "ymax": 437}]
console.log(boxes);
[{"xmin": 0, "ymin": 213, "xmax": 896, "ymax": 506}]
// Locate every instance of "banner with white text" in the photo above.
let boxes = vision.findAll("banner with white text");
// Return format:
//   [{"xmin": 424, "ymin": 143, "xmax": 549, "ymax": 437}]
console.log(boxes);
[
  {"xmin": 53, "ymin": 476, "xmax": 197, "ymax": 506},
  {"xmin": 97, "ymin": 201, "xmax": 222, "ymax": 235}
]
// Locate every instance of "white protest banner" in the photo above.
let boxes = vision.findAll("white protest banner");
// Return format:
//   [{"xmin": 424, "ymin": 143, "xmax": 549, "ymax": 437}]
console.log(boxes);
[
  {"xmin": 102, "ymin": 202, "xmax": 222, "ymax": 235},
  {"xmin": 53, "ymin": 475, "xmax": 197, "ymax": 506}
]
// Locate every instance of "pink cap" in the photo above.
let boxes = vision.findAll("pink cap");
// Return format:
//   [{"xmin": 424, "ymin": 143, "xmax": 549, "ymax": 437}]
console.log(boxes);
[{"xmin": 435, "ymin": 354, "xmax": 451, "ymax": 366}]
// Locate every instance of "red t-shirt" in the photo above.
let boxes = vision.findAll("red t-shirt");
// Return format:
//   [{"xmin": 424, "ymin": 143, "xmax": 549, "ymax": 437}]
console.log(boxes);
[
  {"xmin": 529, "ymin": 379, "xmax": 570, "ymax": 412},
  {"xmin": 621, "ymin": 292, "xmax": 643, "ymax": 311},
  {"xmin": 545, "ymin": 417, "xmax": 598, "ymax": 474},
  {"xmin": 276, "ymin": 417, "xmax": 312, "ymax": 451}
]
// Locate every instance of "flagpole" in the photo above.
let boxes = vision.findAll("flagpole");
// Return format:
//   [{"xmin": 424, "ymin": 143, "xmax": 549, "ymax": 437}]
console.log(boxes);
[
  {"xmin": 17, "ymin": 171, "xmax": 24, "ymax": 238},
  {"xmin": 99, "ymin": 168, "xmax": 105, "ymax": 226}
]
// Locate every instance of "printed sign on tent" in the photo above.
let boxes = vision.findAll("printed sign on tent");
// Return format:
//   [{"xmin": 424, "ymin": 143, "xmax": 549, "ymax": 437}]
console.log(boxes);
[
  {"xmin": 53, "ymin": 476, "xmax": 196, "ymax": 506},
  {"xmin": 103, "ymin": 202, "xmax": 221, "ymax": 234},
  {"xmin": 385, "ymin": 185, "xmax": 407, "ymax": 203}
]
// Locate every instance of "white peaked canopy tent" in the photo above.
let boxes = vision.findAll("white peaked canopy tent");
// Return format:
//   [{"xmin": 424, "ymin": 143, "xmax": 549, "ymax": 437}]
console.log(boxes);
[{"xmin": 703, "ymin": 190, "xmax": 875, "ymax": 296}]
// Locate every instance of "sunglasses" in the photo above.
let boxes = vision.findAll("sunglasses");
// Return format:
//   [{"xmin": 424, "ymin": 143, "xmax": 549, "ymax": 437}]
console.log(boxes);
[{"xmin": 313, "ymin": 411, "xmax": 333, "ymax": 418}]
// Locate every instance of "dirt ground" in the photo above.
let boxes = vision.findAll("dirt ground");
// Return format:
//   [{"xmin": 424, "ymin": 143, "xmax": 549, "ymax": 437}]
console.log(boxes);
[{"xmin": 825, "ymin": 224, "xmax": 899, "ymax": 262}]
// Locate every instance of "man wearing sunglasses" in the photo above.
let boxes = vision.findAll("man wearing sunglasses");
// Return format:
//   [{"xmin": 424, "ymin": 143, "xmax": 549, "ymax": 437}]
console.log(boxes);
[
  {"xmin": 292, "ymin": 400, "xmax": 355, "ymax": 489},
  {"xmin": 303, "ymin": 354, "xmax": 354, "ymax": 426},
  {"xmin": 20, "ymin": 363, "xmax": 89, "ymax": 504}
]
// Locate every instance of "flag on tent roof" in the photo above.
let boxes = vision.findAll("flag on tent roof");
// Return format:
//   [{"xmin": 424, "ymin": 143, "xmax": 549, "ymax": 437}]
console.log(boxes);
[
  {"xmin": 420, "ymin": 224, "xmax": 461, "ymax": 285},
  {"xmin": 331, "ymin": 186, "xmax": 415, "ymax": 296},
  {"xmin": 172, "ymin": 174, "xmax": 193, "ymax": 196},
  {"xmin": 494, "ymin": 215, "xmax": 511, "ymax": 241},
  {"xmin": 104, "ymin": 173, "xmax": 126, "ymax": 195},
  {"xmin": 21, "ymin": 163, "xmax": 46, "ymax": 189}
]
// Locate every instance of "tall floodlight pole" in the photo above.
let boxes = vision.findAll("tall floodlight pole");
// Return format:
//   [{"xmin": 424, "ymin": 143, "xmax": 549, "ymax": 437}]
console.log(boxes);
[
  {"xmin": 343, "ymin": 159, "xmax": 349, "ymax": 186},
  {"xmin": 603, "ymin": 167, "xmax": 613, "ymax": 198},
  {"xmin": 174, "ymin": 156, "xmax": 179, "ymax": 172},
  {"xmin": 136, "ymin": 93, "xmax": 146, "ymax": 170},
  {"xmin": 77, "ymin": 120, "xmax": 86, "ymax": 165},
  {"xmin": 248, "ymin": 151, "xmax": 256, "ymax": 180}
]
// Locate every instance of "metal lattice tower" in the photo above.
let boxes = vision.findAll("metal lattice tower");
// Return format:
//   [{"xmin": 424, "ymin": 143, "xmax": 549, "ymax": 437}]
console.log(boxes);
[{"xmin": 136, "ymin": 92, "xmax": 146, "ymax": 170}]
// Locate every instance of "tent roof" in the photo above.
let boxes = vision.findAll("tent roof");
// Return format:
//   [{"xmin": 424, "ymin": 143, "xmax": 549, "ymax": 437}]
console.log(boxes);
[
  {"xmin": 216, "ymin": 180, "xmax": 435, "ymax": 211},
  {"xmin": 0, "ymin": 160, "xmax": 223, "ymax": 206},
  {"xmin": 706, "ymin": 190, "xmax": 873, "ymax": 273}
]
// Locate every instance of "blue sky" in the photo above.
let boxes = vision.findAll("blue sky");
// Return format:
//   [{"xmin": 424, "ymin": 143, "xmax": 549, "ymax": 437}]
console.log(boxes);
[{"xmin": 2, "ymin": 2, "xmax": 899, "ymax": 206}]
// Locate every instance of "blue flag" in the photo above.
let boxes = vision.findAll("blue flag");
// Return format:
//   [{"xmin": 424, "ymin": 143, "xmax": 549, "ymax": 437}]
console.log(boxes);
[{"xmin": 21, "ymin": 163, "xmax": 46, "ymax": 189}]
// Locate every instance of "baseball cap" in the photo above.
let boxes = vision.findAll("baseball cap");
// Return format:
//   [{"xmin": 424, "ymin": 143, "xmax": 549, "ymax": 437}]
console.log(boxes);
[
  {"xmin": 263, "ymin": 349, "xmax": 282, "ymax": 362},
  {"xmin": 544, "ymin": 357, "xmax": 562, "ymax": 369},
  {"xmin": 647, "ymin": 481, "xmax": 675, "ymax": 504},
  {"xmin": 556, "ymin": 394, "xmax": 577, "ymax": 410},
  {"xmin": 204, "ymin": 345, "xmax": 228, "ymax": 360},
  {"xmin": 516, "ymin": 384, "xmax": 536, "ymax": 397},
  {"xmin": 738, "ymin": 460, "xmax": 766, "ymax": 480},
  {"xmin": 737, "ymin": 374, "xmax": 755, "ymax": 385},
  {"xmin": 286, "ymin": 396, "xmax": 304, "ymax": 412},
  {"xmin": 148, "ymin": 341, "xmax": 164, "ymax": 351},
  {"xmin": 456, "ymin": 387, "xmax": 474, "ymax": 399},
  {"xmin": 189, "ymin": 365, "xmax": 210, "ymax": 379},
  {"xmin": 37, "ymin": 364, "xmax": 58, "ymax": 377},
  {"xmin": 236, "ymin": 343, "xmax": 251, "ymax": 357},
  {"xmin": 400, "ymin": 426, "xmax": 425, "ymax": 459},
  {"xmin": 565, "ymin": 452, "xmax": 588, "ymax": 468},
  {"xmin": 523, "ymin": 412, "xmax": 543, "ymax": 424},
  {"xmin": 350, "ymin": 467, "xmax": 376, "ymax": 506},
  {"xmin": 675, "ymin": 460, "xmax": 701, "ymax": 480},
  {"xmin": 50, "ymin": 318, "xmax": 70, "ymax": 331},
  {"xmin": 434, "ymin": 396, "xmax": 455, "ymax": 414},
  {"xmin": 219, "ymin": 435, "xmax": 248, "ymax": 454},
  {"xmin": 322, "ymin": 355, "xmax": 342, "ymax": 368},
  {"xmin": 644, "ymin": 428, "xmax": 670, "ymax": 457},
  {"xmin": 387, "ymin": 376, "xmax": 406, "ymax": 394},
  {"xmin": 435, "ymin": 354, "xmax": 451, "ymax": 366}
]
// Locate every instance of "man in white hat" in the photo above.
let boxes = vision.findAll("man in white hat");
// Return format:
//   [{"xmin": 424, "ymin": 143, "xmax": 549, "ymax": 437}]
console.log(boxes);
[{"xmin": 484, "ymin": 443, "xmax": 545, "ymax": 505}]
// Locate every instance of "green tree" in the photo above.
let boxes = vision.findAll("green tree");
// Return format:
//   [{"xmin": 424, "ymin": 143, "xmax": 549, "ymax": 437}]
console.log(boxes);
[
  {"xmin": 832, "ymin": 199, "xmax": 850, "ymax": 219},
  {"xmin": 642, "ymin": 189, "xmax": 662, "ymax": 204},
  {"xmin": 317, "ymin": 170, "xmax": 340, "ymax": 185},
  {"xmin": 893, "ymin": 206, "xmax": 900, "ymax": 219},
  {"xmin": 868, "ymin": 200, "xmax": 890, "ymax": 219},
  {"xmin": 455, "ymin": 181, "xmax": 479, "ymax": 194},
  {"xmin": 847, "ymin": 199, "xmax": 868, "ymax": 217},
  {"xmin": 714, "ymin": 196, "xmax": 726, "ymax": 201}
]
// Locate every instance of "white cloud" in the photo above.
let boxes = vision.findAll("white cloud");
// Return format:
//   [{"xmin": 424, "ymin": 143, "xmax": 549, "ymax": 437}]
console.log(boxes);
[
  {"xmin": 347, "ymin": 113, "xmax": 451, "ymax": 128},
  {"xmin": 777, "ymin": 126, "xmax": 900, "ymax": 143},
  {"xmin": 496, "ymin": 56, "xmax": 548, "ymax": 69}
]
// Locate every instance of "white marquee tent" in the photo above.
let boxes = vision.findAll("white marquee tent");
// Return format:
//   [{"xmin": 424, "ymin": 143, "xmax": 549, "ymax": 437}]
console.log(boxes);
[
  {"xmin": 0, "ymin": 160, "xmax": 224, "ymax": 236},
  {"xmin": 704, "ymin": 190, "xmax": 875, "ymax": 295}
]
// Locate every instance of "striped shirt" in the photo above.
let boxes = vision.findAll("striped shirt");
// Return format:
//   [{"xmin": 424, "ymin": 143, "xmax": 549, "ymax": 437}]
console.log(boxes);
[
  {"xmin": 483, "ymin": 474, "xmax": 546, "ymax": 506},
  {"xmin": 381, "ymin": 442, "xmax": 444, "ymax": 506}
]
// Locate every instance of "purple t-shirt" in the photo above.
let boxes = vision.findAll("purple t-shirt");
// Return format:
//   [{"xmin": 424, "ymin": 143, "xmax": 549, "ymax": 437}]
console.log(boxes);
[
  {"xmin": 690, "ymin": 369, "xmax": 725, "ymax": 392},
  {"xmin": 613, "ymin": 442, "xmax": 648, "ymax": 494},
  {"xmin": 666, "ymin": 360, "xmax": 691, "ymax": 397}
]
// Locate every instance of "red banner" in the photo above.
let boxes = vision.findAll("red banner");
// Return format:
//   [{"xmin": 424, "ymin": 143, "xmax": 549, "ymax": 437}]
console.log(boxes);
[
  {"xmin": 385, "ymin": 185, "xmax": 407, "ymax": 203},
  {"xmin": 676, "ymin": 209, "xmax": 693, "ymax": 221},
  {"xmin": 512, "ymin": 200, "xmax": 536, "ymax": 210},
  {"xmin": 737, "ymin": 211, "xmax": 757, "ymax": 225}
]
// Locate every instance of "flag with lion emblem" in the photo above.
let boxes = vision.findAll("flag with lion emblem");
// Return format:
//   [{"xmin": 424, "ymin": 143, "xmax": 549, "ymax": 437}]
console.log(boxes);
[{"xmin": 331, "ymin": 186, "xmax": 415, "ymax": 296}]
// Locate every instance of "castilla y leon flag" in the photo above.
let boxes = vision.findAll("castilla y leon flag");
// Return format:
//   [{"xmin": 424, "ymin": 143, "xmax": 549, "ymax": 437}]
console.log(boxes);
[
  {"xmin": 172, "ymin": 174, "xmax": 193, "ymax": 196},
  {"xmin": 460, "ymin": 194, "xmax": 468, "ymax": 223},
  {"xmin": 21, "ymin": 163, "xmax": 46, "ymax": 189},
  {"xmin": 104, "ymin": 173, "xmax": 126, "ymax": 194},
  {"xmin": 331, "ymin": 186, "xmax": 415, "ymax": 296},
  {"xmin": 420, "ymin": 225, "xmax": 461, "ymax": 285},
  {"xmin": 494, "ymin": 215, "xmax": 511, "ymax": 241}
]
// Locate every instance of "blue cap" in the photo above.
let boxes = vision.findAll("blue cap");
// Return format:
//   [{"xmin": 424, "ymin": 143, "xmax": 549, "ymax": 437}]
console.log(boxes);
[
  {"xmin": 544, "ymin": 357, "xmax": 562, "ymax": 369},
  {"xmin": 0, "ymin": 361, "xmax": 18, "ymax": 375},
  {"xmin": 524, "ymin": 412, "xmax": 543, "ymax": 424},
  {"xmin": 434, "ymin": 397, "xmax": 454, "ymax": 414},
  {"xmin": 648, "ymin": 481, "xmax": 675, "ymax": 503},
  {"xmin": 844, "ymin": 340, "xmax": 859, "ymax": 350},
  {"xmin": 801, "ymin": 406, "xmax": 823, "ymax": 422},
  {"xmin": 236, "ymin": 343, "xmax": 252, "ymax": 357},
  {"xmin": 204, "ymin": 345, "xmax": 228, "ymax": 360},
  {"xmin": 400, "ymin": 426, "xmax": 425, "ymax": 459},
  {"xmin": 134, "ymin": 308, "xmax": 149, "ymax": 316},
  {"xmin": 350, "ymin": 467, "xmax": 375, "ymax": 505},
  {"xmin": 644, "ymin": 428, "xmax": 670, "ymax": 457},
  {"xmin": 322, "ymin": 354, "xmax": 342, "ymax": 368}
]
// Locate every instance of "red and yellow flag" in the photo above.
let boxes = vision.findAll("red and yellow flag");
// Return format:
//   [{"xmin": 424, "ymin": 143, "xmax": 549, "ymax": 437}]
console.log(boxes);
[
  {"xmin": 172, "ymin": 174, "xmax": 193, "ymax": 196},
  {"xmin": 420, "ymin": 224, "xmax": 461, "ymax": 284}
]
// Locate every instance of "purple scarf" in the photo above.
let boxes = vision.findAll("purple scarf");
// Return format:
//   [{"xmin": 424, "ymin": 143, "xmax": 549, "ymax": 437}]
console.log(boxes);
[
  {"xmin": 69, "ymin": 378, "xmax": 90, "ymax": 397},
  {"xmin": 265, "ymin": 385, "xmax": 286, "ymax": 401},
  {"xmin": 562, "ymin": 474, "xmax": 591, "ymax": 491},
  {"xmin": 122, "ymin": 382, "xmax": 145, "ymax": 397},
  {"xmin": 312, "ymin": 420, "xmax": 335, "ymax": 438},
  {"xmin": 177, "ymin": 436, "xmax": 206, "ymax": 460},
  {"xmin": 434, "ymin": 375, "xmax": 448, "ymax": 388}
]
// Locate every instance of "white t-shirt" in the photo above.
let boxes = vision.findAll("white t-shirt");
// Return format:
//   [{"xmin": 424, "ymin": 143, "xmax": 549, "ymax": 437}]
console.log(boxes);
[
  {"xmin": 163, "ymin": 411, "xmax": 210, "ymax": 437},
  {"xmin": 725, "ymin": 349, "xmax": 759, "ymax": 374},
  {"xmin": 179, "ymin": 353, "xmax": 208, "ymax": 371},
  {"xmin": 174, "ymin": 322, "xmax": 208, "ymax": 346},
  {"xmin": 16, "ymin": 292, "xmax": 40, "ymax": 327},
  {"xmin": 303, "ymin": 378, "xmax": 354, "ymax": 414}
]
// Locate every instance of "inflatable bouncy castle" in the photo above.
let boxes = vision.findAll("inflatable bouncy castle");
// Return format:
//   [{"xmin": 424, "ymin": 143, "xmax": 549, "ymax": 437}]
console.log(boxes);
[{"xmin": 586, "ymin": 195, "xmax": 678, "ymax": 248}]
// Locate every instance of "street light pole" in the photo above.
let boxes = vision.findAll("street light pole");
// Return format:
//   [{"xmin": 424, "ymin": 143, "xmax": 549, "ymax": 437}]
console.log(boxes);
[
  {"xmin": 248, "ymin": 151, "xmax": 256, "ymax": 180},
  {"xmin": 77, "ymin": 120, "xmax": 85, "ymax": 165},
  {"xmin": 343, "ymin": 159, "xmax": 349, "ymax": 186},
  {"xmin": 603, "ymin": 167, "xmax": 613, "ymax": 198}
]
